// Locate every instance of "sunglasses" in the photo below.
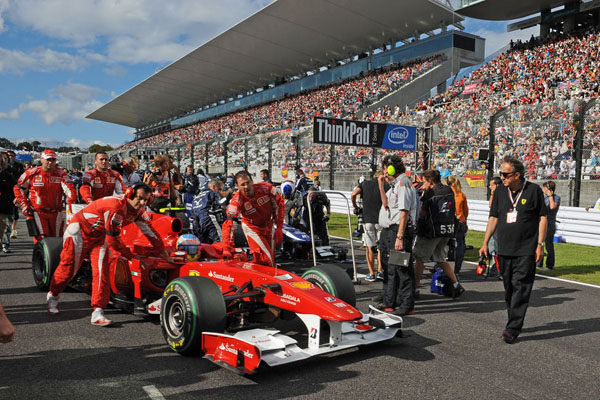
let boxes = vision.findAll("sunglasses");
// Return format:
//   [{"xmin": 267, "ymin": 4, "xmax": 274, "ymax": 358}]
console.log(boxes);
[{"xmin": 500, "ymin": 171, "xmax": 515, "ymax": 178}]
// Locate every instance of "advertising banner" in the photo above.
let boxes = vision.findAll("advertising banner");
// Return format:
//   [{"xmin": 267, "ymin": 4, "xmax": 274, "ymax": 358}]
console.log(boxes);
[
  {"xmin": 313, "ymin": 116, "xmax": 416, "ymax": 150},
  {"xmin": 465, "ymin": 169, "xmax": 486, "ymax": 187}
]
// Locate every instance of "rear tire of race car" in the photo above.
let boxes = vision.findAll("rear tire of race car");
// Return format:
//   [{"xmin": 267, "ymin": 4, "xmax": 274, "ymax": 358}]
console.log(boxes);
[
  {"xmin": 161, "ymin": 276, "xmax": 226, "ymax": 356},
  {"xmin": 302, "ymin": 264, "xmax": 356, "ymax": 307},
  {"xmin": 32, "ymin": 237, "xmax": 63, "ymax": 291}
]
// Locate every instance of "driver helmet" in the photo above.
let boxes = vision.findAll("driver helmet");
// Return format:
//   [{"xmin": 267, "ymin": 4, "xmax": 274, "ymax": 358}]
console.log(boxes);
[
  {"xmin": 176, "ymin": 233, "xmax": 201, "ymax": 261},
  {"xmin": 281, "ymin": 180, "xmax": 294, "ymax": 198}
]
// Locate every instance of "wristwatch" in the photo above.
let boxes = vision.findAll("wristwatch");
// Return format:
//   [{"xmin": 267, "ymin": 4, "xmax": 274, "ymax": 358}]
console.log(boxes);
[
  {"xmin": 537, "ymin": 242, "xmax": 544, "ymax": 247},
  {"xmin": 397, "ymin": 234, "xmax": 403, "ymax": 239}
]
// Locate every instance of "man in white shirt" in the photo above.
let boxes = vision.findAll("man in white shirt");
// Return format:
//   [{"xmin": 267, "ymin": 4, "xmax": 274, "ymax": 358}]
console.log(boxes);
[{"xmin": 375, "ymin": 155, "xmax": 418, "ymax": 316}]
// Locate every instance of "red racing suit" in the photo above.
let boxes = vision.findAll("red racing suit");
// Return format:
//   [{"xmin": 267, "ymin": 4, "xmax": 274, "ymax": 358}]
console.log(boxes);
[
  {"xmin": 49, "ymin": 195, "xmax": 164, "ymax": 309},
  {"xmin": 80, "ymin": 168, "xmax": 125, "ymax": 204},
  {"xmin": 222, "ymin": 182, "xmax": 284, "ymax": 266},
  {"xmin": 13, "ymin": 166, "xmax": 77, "ymax": 238}
]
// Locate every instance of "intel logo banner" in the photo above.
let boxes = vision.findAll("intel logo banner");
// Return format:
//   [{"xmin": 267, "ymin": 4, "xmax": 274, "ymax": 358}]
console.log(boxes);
[
  {"xmin": 313, "ymin": 116, "xmax": 416, "ymax": 150},
  {"xmin": 381, "ymin": 124, "xmax": 417, "ymax": 150}
]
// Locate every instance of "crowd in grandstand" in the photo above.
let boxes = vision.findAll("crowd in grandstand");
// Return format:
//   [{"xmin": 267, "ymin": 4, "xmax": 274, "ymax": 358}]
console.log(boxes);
[
  {"xmin": 118, "ymin": 27, "xmax": 600, "ymax": 181},
  {"xmin": 368, "ymin": 27, "xmax": 600, "ymax": 179},
  {"xmin": 121, "ymin": 55, "xmax": 444, "ymax": 148}
]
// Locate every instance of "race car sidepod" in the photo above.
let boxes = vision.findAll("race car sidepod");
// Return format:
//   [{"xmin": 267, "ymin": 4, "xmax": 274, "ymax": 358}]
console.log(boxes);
[{"xmin": 201, "ymin": 309, "xmax": 402, "ymax": 374}]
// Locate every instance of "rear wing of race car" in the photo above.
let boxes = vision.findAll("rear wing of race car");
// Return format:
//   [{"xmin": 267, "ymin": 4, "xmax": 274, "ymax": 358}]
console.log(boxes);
[{"xmin": 202, "ymin": 308, "xmax": 402, "ymax": 374}]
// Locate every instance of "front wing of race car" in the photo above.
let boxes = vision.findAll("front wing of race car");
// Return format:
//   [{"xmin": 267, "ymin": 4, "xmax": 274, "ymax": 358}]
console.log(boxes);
[{"xmin": 201, "ymin": 308, "xmax": 402, "ymax": 374}]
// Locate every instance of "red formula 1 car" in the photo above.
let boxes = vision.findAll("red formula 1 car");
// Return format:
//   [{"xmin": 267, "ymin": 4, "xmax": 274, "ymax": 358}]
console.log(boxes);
[{"xmin": 31, "ymin": 213, "xmax": 401, "ymax": 374}]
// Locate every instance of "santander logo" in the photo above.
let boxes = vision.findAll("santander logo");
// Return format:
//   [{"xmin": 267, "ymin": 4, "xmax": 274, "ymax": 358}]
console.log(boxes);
[{"xmin": 388, "ymin": 127, "xmax": 410, "ymax": 144}]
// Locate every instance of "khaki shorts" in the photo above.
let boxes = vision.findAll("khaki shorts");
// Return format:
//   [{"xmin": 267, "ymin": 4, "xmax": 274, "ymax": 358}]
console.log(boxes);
[
  {"xmin": 362, "ymin": 223, "xmax": 379, "ymax": 247},
  {"xmin": 413, "ymin": 236, "xmax": 450, "ymax": 262}
]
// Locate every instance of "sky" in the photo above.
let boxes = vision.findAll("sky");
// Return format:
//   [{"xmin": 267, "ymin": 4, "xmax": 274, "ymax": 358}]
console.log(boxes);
[{"xmin": 0, "ymin": 0, "xmax": 538, "ymax": 150}]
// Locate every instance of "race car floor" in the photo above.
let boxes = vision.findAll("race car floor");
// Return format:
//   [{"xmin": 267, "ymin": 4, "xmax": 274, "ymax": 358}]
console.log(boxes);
[{"xmin": 1, "ymin": 223, "xmax": 599, "ymax": 400}]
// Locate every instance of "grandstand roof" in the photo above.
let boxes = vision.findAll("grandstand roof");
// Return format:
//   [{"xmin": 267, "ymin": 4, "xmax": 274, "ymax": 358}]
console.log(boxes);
[
  {"xmin": 87, "ymin": 0, "xmax": 463, "ymax": 129},
  {"xmin": 456, "ymin": 0, "xmax": 570, "ymax": 21}
]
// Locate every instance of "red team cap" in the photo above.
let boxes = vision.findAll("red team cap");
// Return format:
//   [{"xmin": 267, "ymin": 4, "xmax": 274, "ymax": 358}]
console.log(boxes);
[{"xmin": 41, "ymin": 149, "xmax": 57, "ymax": 160}]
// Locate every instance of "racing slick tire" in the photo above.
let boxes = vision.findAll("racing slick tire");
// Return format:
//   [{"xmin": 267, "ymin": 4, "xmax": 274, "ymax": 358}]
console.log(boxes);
[
  {"xmin": 302, "ymin": 264, "xmax": 356, "ymax": 307},
  {"xmin": 161, "ymin": 276, "xmax": 226, "ymax": 356},
  {"xmin": 32, "ymin": 237, "xmax": 63, "ymax": 291}
]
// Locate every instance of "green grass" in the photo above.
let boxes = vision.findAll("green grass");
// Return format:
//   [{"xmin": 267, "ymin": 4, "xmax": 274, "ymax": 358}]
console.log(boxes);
[
  {"xmin": 466, "ymin": 231, "xmax": 600, "ymax": 285},
  {"xmin": 330, "ymin": 213, "xmax": 600, "ymax": 285}
]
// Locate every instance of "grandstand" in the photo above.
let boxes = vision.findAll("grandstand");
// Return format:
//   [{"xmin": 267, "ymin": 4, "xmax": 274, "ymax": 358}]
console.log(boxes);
[{"xmin": 85, "ymin": 0, "xmax": 600, "ymax": 205}]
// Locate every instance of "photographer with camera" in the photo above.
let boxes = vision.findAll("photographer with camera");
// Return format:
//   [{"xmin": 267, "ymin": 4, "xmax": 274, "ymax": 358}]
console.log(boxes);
[
  {"xmin": 144, "ymin": 154, "xmax": 180, "ymax": 212},
  {"xmin": 352, "ymin": 171, "xmax": 385, "ymax": 282}
]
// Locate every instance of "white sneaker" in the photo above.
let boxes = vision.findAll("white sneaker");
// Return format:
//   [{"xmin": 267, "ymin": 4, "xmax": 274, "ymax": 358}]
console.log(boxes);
[
  {"xmin": 47, "ymin": 292, "xmax": 60, "ymax": 314},
  {"xmin": 10, "ymin": 230, "xmax": 17, "ymax": 239},
  {"xmin": 91, "ymin": 308, "xmax": 113, "ymax": 327}
]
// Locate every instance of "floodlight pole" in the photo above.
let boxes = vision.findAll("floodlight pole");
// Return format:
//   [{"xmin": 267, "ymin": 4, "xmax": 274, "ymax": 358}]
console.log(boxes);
[
  {"xmin": 573, "ymin": 99, "xmax": 595, "ymax": 207},
  {"xmin": 487, "ymin": 107, "xmax": 507, "ymax": 200}
]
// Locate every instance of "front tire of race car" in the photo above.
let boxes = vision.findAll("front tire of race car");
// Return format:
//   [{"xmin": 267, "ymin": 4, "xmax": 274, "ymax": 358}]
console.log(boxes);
[
  {"xmin": 302, "ymin": 264, "xmax": 356, "ymax": 306},
  {"xmin": 32, "ymin": 237, "xmax": 63, "ymax": 291},
  {"xmin": 161, "ymin": 276, "xmax": 226, "ymax": 356}
]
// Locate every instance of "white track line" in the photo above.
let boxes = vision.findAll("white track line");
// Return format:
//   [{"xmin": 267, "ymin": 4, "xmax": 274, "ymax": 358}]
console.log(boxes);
[
  {"xmin": 143, "ymin": 385, "xmax": 166, "ymax": 400},
  {"xmin": 331, "ymin": 235, "xmax": 600, "ymax": 289},
  {"xmin": 534, "ymin": 274, "xmax": 600, "ymax": 289}
]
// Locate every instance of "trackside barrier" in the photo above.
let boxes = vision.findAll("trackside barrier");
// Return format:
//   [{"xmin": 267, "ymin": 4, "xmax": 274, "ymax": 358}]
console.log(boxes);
[{"xmin": 330, "ymin": 192, "xmax": 600, "ymax": 247}]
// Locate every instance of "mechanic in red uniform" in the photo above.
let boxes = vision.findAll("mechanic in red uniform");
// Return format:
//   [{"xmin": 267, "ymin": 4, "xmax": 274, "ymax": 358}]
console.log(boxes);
[
  {"xmin": 13, "ymin": 149, "xmax": 77, "ymax": 239},
  {"xmin": 80, "ymin": 152, "xmax": 125, "ymax": 204},
  {"xmin": 46, "ymin": 183, "xmax": 168, "ymax": 326},
  {"xmin": 221, "ymin": 171, "xmax": 284, "ymax": 267}
]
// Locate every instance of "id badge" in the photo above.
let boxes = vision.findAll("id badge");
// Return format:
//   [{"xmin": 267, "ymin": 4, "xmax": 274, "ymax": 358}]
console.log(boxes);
[{"xmin": 507, "ymin": 210, "xmax": 517, "ymax": 224}]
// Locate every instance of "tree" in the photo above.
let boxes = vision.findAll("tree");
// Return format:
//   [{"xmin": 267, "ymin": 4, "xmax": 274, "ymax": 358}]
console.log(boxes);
[
  {"xmin": 17, "ymin": 141, "xmax": 32, "ymax": 151},
  {"xmin": 88, "ymin": 144, "xmax": 114, "ymax": 153},
  {"xmin": 0, "ymin": 138, "xmax": 16, "ymax": 149},
  {"xmin": 32, "ymin": 141, "xmax": 41, "ymax": 152}
]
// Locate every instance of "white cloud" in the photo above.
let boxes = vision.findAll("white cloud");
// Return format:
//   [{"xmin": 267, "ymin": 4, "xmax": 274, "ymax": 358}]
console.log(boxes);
[
  {"xmin": 0, "ymin": 47, "xmax": 88, "ymax": 74},
  {"xmin": 103, "ymin": 64, "xmax": 127, "ymax": 77},
  {"xmin": 0, "ymin": 0, "xmax": 8, "ymax": 31},
  {"xmin": 0, "ymin": 82, "xmax": 103, "ymax": 124},
  {"xmin": 5, "ymin": 0, "xmax": 274, "ymax": 64}
]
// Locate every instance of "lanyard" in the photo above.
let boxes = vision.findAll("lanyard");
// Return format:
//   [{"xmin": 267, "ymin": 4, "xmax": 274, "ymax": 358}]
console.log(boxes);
[{"xmin": 508, "ymin": 180, "xmax": 526, "ymax": 211}]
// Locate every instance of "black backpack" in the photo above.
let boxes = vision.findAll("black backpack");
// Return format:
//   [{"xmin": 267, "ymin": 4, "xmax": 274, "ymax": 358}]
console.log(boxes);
[{"xmin": 418, "ymin": 185, "xmax": 457, "ymax": 238}]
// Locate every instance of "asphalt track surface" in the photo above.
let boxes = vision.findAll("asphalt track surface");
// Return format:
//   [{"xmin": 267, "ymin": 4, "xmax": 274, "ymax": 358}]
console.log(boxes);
[{"xmin": 1, "ymin": 221, "xmax": 599, "ymax": 400}]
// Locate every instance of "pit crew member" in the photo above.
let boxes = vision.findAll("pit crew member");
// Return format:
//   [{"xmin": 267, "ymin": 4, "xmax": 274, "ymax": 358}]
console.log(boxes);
[
  {"xmin": 46, "ymin": 183, "xmax": 167, "ymax": 326},
  {"xmin": 191, "ymin": 178, "xmax": 226, "ymax": 244},
  {"xmin": 80, "ymin": 152, "xmax": 125, "ymax": 203},
  {"xmin": 221, "ymin": 171, "xmax": 284, "ymax": 266},
  {"xmin": 13, "ymin": 149, "xmax": 77, "ymax": 239}
]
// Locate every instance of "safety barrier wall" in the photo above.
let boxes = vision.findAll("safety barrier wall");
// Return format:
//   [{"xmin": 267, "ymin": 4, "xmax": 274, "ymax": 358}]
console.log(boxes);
[{"xmin": 330, "ymin": 192, "xmax": 600, "ymax": 247}]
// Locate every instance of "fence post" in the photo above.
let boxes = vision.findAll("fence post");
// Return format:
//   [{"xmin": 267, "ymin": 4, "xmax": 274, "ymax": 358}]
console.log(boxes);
[
  {"xmin": 244, "ymin": 139, "xmax": 249, "ymax": 172},
  {"xmin": 190, "ymin": 143, "xmax": 194, "ymax": 169},
  {"xmin": 423, "ymin": 115, "xmax": 440, "ymax": 171},
  {"xmin": 371, "ymin": 147, "xmax": 377, "ymax": 175},
  {"xmin": 573, "ymin": 99, "xmax": 595, "ymax": 207},
  {"xmin": 487, "ymin": 107, "xmax": 507, "ymax": 200},
  {"xmin": 329, "ymin": 144, "xmax": 335, "ymax": 190},
  {"xmin": 267, "ymin": 136, "xmax": 273, "ymax": 178}
]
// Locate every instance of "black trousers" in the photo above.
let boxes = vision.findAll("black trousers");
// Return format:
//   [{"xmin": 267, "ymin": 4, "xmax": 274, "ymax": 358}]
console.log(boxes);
[
  {"xmin": 379, "ymin": 224, "xmax": 415, "ymax": 310},
  {"xmin": 497, "ymin": 255, "xmax": 536, "ymax": 336}
]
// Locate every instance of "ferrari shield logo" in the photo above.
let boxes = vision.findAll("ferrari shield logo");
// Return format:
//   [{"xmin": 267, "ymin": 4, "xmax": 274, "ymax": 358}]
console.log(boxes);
[{"xmin": 521, "ymin": 199, "xmax": 527, "ymax": 205}]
